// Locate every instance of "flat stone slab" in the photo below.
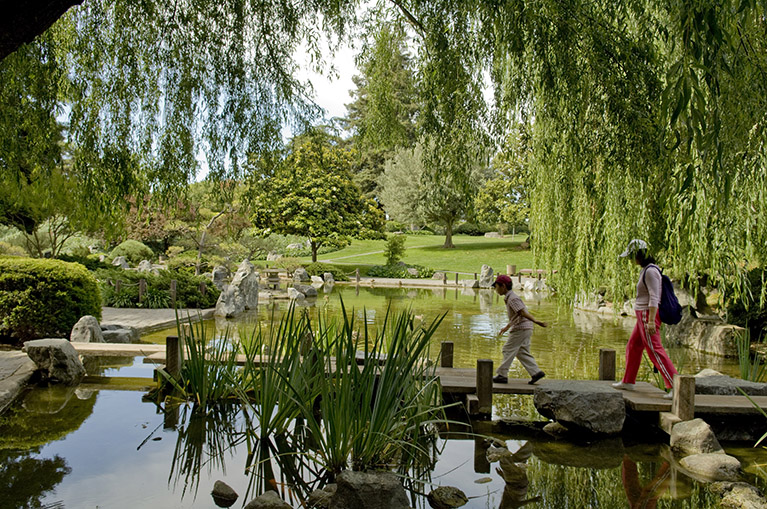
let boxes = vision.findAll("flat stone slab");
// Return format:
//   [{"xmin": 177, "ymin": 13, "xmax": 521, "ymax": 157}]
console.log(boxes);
[
  {"xmin": 101, "ymin": 307, "xmax": 215, "ymax": 334},
  {"xmin": 694, "ymin": 374, "xmax": 767, "ymax": 396},
  {"xmin": 0, "ymin": 350, "xmax": 37, "ymax": 414}
]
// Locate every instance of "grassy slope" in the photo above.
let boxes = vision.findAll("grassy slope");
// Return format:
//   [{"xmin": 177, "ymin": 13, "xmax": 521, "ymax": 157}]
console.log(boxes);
[{"xmin": 301, "ymin": 234, "xmax": 538, "ymax": 275}]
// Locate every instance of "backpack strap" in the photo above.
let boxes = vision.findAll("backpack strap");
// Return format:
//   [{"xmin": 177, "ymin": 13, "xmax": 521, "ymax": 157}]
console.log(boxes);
[{"xmin": 641, "ymin": 264, "xmax": 662, "ymax": 290}]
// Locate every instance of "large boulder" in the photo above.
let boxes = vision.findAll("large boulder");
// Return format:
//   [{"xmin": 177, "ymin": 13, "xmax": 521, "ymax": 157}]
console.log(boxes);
[
  {"xmin": 533, "ymin": 381, "xmax": 625, "ymax": 435},
  {"xmin": 266, "ymin": 252, "xmax": 282, "ymax": 261},
  {"xmin": 681, "ymin": 453, "xmax": 742, "ymax": 482},
  {"xmin": 101, "ymin": 324, "xmax": 140, "ymax": 343},
  {"xmin": 136, "ymin": 259, "xmax": 154, "ymax": 273},
  {"xmin": 287, "ymin": 287, "xmax": 305, "ymax": 301},
  {"xmin": 293, "ymin": 267, "xmax": 311, "ymax": 282},
  {"xmin": 307, "ymin": 485, "xmax": 336, "ymax": 509},
  {"xmin": 462, "ymin": 279, "xmax": 479, "ymax": 289},
  {"xmin": 323, "ymin": 272, "xmax": 335, "ymax": 283},
  {"xmin": 671, "ymin": 418, "xmax": 725, "ymax": 457},
  {"xmin": 478, "ymin": 264, "xmax": 494, "ymax": 288},
  {"xmin": 243, "ymin": 491, "xmax": 292, "ymax": 509},
  {"xmin": 664, "ymin": 308, "xmax": 742, "ymax": 357},
  {"xmin": 70, "ymin": 315, "xmax": 104, "ymax": 343},
  {"xmin": 295, "ymin": 284, "xmax": 318, "ymax": 298},
  {"xmin": 111, "ymin": 256, "xmax": 129, "ymax": 269},
  {"xmin": 23, "ymin": 338, "xmax": 86, "ymax": 385},
  {"xmin": 211, "ymin": 265, "xmax": 229, "ymax": 291},
  {"xmin": 328, "ymin": 470, "xmax": 410, "ymax": 509},
  {"xmin": 311, "ymin": 275, "xmax": 324, "ymax": 284},
  {"xmin": 214, "ymin": 260, "xmax": 259, "ymax": 318}
]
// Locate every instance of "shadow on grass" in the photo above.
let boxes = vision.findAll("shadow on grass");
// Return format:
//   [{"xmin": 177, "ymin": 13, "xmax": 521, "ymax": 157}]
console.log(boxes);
[{"xmin": 414, "ymin": 240, "xmax": 525, "ymax": 252}]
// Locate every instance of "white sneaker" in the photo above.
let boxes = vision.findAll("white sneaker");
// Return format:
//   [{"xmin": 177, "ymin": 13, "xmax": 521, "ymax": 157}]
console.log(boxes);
[
  {"xmin": 663, "ymin": 390, "xmax": 674, "ymax": 400},
  {"xmin": 611, "ymin": 381, "xmax": 636, "ymax": 391}
]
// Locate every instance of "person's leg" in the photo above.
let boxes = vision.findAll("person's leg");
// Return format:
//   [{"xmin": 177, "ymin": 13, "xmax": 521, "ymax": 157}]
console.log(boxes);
[
  {"xmin": 622, "ymin": 314, "xmax": 646, "ymax": 384},
  {"xmin": 497, "ymin": 329, "xmax": 525, "ymax": 377},
  {"xmin": 641, "ymin": 312, "xmax": 678, "ymax": 389},
  {"xmin": 515, "ymin": 329, "xmax": 542, "ymax": 377}
]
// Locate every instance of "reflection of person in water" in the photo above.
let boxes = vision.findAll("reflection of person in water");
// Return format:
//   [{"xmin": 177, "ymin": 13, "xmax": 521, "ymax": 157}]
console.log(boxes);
[
  {"xmin": 621, "ymin": 455, "xmax": 671, "ymax": 509},
  {"xmin": 497, "ymin": 442, "xmax": 541, "ymax": 509}
]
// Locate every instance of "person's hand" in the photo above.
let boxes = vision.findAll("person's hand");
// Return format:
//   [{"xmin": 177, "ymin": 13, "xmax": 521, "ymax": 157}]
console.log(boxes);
[
  {"xmin": 498, "ymin": 326, "xmax": 509, "ymax": 336},
  {"xmin": 647, "ymin": 322, "xmax": 656, "ymax": 335},
  {"xmin": 537, "ymin": 321, "xmax": 548, "ymax": 328}
]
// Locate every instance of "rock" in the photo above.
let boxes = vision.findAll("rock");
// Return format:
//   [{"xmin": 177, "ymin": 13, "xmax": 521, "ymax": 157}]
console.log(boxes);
[
  {"xmin": 697, "ymin": 368, "xmax": 724, "ymax": 377},
  {"xmin": 137, "ymin": 259, "xmax": 153, "ymax": 272},
  {"xmin": 484, "ymin": 232, "xmax": 503, "ymax": 238},
  {"xmin": 287, "ymin": 288, "xmax": 305, "ymax": 300},
  {"xmin": 111, "ymin": 256, "xmax": 129, "ymax": 269},
  {"xmin": 212, "ymin": 266, "xmax": 229, "ymax": 291},
  {"xmin": 101, "ymin": 328, "xmax": 135, "ymax": 343},
  {"xmin": 328, "ymin": 470, "xmax": 410, "ymax": 509},
  {"xmin": 407, "ymin": 267, "xmax": 419, "ymax": 276},
  {"xmin": 478, "ymin": 264, "xmax": 494, "ymax": 288},
  {"xmin": 542, "ymin": 421, "xmax": 571, "ymax": 437},
  {"xmin": 266, "ymin": 252, "xmax": 282, "ymax": 261},
  {"xmin": 486, "ymin": 446, "xmax": 512, "ymax": 463},
  {"xmin": 295, "ymin": 284, "xmax": 318, "ymax": 297},
  {"xmin": 432, "ymin": 272, "xmax": 446, "ymax": 280},
  {"xmin": 427, "ymin": 486, "xmax": 468, "ymax": 509},
  {"xmin": 694, "ymin": 375, "xmax": 767, "ymax": 396},
  {"xmin": 214, "ymin": 260, "xmax": 259, "ymax": 318},
  {"xmin": 70, "ymin": 315, "xmax": 104, "ymax": 343},
  {"xmin": 243, "ymin": 491, "xmax": 292, "ymax": 509},
  {"xmin": 671, "ymin": 418, "xmax": 725, "ymax": 457},
  {"xmin": 483, "ymin": 437, "xmax": 507, "ymax": 449},
  {"xmin": 23, "ymin": 339, "xmax": 86, "ymax": 385},
  {"xmin": 211, "ymin": 480, "xmax": 238, "ymax": 507},
  {"xmin": 307, "ymin": 484, "xmax": 337, "ymax": 509},
  {"xmin": 681, "ymin": 453, "xmax": 742, "ymax": 482},
  {"xmin": 474, "ymin": 477, "xmax": 493, "ymax": 484},
  {"xmin": 293, "ymin": 267, "xmax": 311, "ymax": 282},
  {"xmin": 710, "ymin": 482, "xmax": 767, "ymax": 509},
  {"xmin": 311, "ymin": 275, "xmax": 324, "ymax": 283},
  {"xmin": 286, "ymin": 243, "xmax": 302, "ymax": 251},
  {"xmin": 533, "ymin": 380, "xmax": 625, "ymax": 435},
  {"xmin": 462, "ymin": 279, "xmax": 479, "ymax": 289},
  {"xmin": 664, "ymin": 307, "xmax": 742, "ymax": 357},
  {"xmin": 323, "ymin": 272, "xmax": 335, "ymax": 283}
]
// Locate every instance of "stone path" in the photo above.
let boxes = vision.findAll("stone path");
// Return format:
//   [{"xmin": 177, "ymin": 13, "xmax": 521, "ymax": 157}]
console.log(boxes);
[{"xmin": 0, "ymin": 349, "xmax": 36, "ymax": 414}]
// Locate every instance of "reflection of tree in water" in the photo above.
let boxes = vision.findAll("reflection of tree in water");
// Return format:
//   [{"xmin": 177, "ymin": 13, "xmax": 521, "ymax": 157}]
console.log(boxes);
[{"xmin": 0, "ymin": 448, "xmax": 70, "ymax": 508}]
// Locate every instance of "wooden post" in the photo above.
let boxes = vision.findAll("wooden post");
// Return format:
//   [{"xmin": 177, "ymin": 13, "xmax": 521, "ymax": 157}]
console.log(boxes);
[
  {"xmin": 170, "ymin": 279, "xmax": 177, "ymax": 308},
  {"xmin": 440, "ymin": 341, "xmax": 454, "ymax": 368},
  {"xmin": 474, "ymin": 272, "xmax": 478, "ymax": 280},
  {"xmin": 510, "ymin": 264, "xmax": 516, "ymax": 276},
  {"xmin": 455, "ymin": 272, "xmax": 459, "ymax": 285},
  {"xmin": 138, "ymin": 278, "xmax": 147, "ymax": 304},
  {"xmin": 598, "ymin": 349, "xmax": 616, "ymax": 380},
  {"xmin": 476, "ymin": 359, "xmax": 493, "ymax": 415},
  {"xmin": 537, "ymin": 270, "xmax": 542, "ymax": 280},
  {"xmin": 355, "ymin": 268, "xmax": 360, "ymax": 284},
  {"xmin": 507, "ymin": 264, "xmax": 512, "ymax": 275},
  {"xmin": 518, "ymin": 273, "xmax": 522, "ymax": 283},
  {"xmin": 442, "ymin": 272, "xmax": 447, "ymax": 285},
  {"xmin": 166, "ymin": 336, "xmax": 181, "ymax": 380},
  {"xmin": 199, "ymin": 281, "xmax": 207, "ymax": 297},
  {"xmin": 474, "ymin": 436, "xmax": 491, "ymax": 474},
  {"xmin": 672, "ymin": 374, "xmax": 695, "ymax": 421},
  {"xmin": 115, "ymin": 279, "xmax": 122, "ymax": 293}
]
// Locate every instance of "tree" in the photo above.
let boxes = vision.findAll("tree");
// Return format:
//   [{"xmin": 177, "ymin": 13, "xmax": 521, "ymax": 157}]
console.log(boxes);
[
  {"xmin": 248, "ymin": 132, "xmax": 384, "ymax": 262},
  {"xmin": 345, "ymin": 22, "xmax": 418, "ymax": 198},
  {"xmin": 378, "ymin": 145, "xmax": 426, "ymax": 228}
]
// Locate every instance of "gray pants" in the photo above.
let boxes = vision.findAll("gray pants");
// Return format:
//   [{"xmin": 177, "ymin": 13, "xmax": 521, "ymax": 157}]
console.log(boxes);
[{"xmin": 497, "ymin": 328, "xmax": 541, "ymax": 377}]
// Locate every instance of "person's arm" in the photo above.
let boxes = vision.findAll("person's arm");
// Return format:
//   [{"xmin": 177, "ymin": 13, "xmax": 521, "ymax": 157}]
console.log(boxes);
[
  {"xmin": 520, "ymin": 309, "xmax": 547, "ymax": 327},
  {"xmin": 645, "ymin": 267, "xmax": 662, "ymax": 335}
]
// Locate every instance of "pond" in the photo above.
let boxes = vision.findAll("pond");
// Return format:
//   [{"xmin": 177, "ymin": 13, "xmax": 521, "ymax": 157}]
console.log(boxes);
[{"xmin": 1, "ymin": 285, "xmax": 762, "ymax": 509}]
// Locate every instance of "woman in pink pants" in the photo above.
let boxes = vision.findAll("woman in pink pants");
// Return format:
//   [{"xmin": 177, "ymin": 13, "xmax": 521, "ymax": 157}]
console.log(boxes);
[{"xmin": 612, "ymin": 239, "xmax": 678, "ymax": 399}]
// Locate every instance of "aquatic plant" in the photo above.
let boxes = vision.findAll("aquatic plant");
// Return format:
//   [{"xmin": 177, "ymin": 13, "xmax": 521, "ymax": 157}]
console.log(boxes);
[{"xmin": 737, "ymin": 329, "xmax": 766, "ymax": 383}]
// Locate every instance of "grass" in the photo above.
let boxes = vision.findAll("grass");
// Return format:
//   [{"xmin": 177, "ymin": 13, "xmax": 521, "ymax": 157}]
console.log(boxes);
[{"xmin": 297, "ymin": 234, "xmax": 538, "ymax": 275}]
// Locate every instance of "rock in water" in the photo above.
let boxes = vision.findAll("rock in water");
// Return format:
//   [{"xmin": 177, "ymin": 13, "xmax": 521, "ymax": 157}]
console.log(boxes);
[
  {"xmin": 478, "ymin": 264, "xmax": 494, "ymax": 288},
  {"xmin": 23, "ymin": 338, "xmax": 86, "ymax": 385},
  {"xmin": 211, "ymin": 480, "xmax": 238, "ymax": 507},
  {"xmin": 533, "ymin": 380, "xmax": 625, "ymax": 434},
  {"xmin": 427, "ymin": 486, "xmax": 469, "ymax": 509}
]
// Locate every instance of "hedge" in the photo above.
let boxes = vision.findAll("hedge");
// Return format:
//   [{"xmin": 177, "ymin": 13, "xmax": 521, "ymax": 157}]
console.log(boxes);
[
  {"xmin": 0, "ymin": 257, "xmax": 102, "ymax": 343},
  {"xmin": 109, "ymin": 239, "xmax": 154, "ymax": 265},
  {"xmin": 95, "ymin": 267, "xmax": 220, "ymax": 309}
]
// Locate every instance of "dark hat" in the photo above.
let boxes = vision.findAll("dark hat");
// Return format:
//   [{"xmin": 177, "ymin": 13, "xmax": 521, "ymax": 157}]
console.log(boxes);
[{"xmin": 492, "ymin": 274, "xmax": 512, "ymax": 287}]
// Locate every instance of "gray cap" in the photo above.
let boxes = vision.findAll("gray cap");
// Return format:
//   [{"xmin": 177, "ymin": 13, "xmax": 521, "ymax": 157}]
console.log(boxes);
[{"xmin": 619, "ymin": 239, "xmax": 648, "ymax": 259}]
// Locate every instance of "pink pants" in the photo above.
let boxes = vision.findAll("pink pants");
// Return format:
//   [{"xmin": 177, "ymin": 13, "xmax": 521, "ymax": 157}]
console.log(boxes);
[{"xmin": 622, "ymin": 310, "xmax": 678, "ymax": 389}]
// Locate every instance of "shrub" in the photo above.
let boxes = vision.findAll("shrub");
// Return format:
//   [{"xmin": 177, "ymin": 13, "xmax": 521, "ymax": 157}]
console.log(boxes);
[
  {"xmin": 385, "ymin": 221, "xmax": 408, "ymax": 232},
  {"xmin": 57, "ymin": 253, "xmax": 111, "ymax": 271},
  {"xmin": 110, "ymin": 240, "xmax": 154, "ymax": 265},
  {"xmin": 384, "ymin": 235, "xmax": 406, "ymax": 266},
  {"xmin": 728, "ymin": 268, "xmax": 767, "ymax": 342},
  {"xmin": 303, "ymin": 262, "xmax": 350, "ymax": 282},
  {"xmin": 95, "ymin": 267, "xmax": 220, "ymax": 309},
  {"xmin": 454, "ymin": 222, "xmax": 491, "ymax": 236},
  {"xmin": 367, "ymin": 263, "xmax": 434, "ymax": 279},
  {"xmin": 270, "ymin": 257, "xmax": 304, "ymax": 273},
  {"xmin": 0, "ymin": 257, "xmax": 102, "ymax": 343},
  {"xmin": 0, "ymin": 241, "xmax": 26, "ymax": 257}
]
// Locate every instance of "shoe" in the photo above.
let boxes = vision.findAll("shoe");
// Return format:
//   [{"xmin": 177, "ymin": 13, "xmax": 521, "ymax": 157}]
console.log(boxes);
[
  {"xmin": 611, "ymin": 381, "xmax": 635, "ymax": 391},
  {"xmin": 493, "ymin": 375, "xmax": 508, "ymax": 384},
  {"xmin": 528, "ymin": 371, "xmax": 546, "ymax": 385},
  {"xmin": 663, "ymin": 389, "xmax": 674, "ymax": 400}
]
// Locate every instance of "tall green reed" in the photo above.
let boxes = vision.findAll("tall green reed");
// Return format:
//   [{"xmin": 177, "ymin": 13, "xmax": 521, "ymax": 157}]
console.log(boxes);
[{"xmin": 737, "ymin": 328, "xmax": 766, "ymax": 382}]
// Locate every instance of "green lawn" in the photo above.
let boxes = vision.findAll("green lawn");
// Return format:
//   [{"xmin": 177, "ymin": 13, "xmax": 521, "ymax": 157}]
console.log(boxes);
[{"xmin": 302, "ymin": 234, "xmax": 537, "ymax": 275}]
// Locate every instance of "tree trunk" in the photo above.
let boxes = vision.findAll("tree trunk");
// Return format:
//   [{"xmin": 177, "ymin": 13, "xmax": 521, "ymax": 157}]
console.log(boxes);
[
  {"xmin": 443, "ymin": 221, "xmax": 455, "ymax": 249},
  {"xmin": 311, "ymin": 240, "xmax": 318, "ymax": 263}
]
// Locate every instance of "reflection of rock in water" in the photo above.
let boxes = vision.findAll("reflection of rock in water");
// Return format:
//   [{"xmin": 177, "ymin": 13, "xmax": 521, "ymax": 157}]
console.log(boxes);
[
  {"xmin": 497, "ymin": 442, "xmax": 541, "ymax": 509},
  {"xmin": 81, "ymin": 355, "xmax": 135, "ymax": 375},
  {"xmin": 22, "ymin": 385, "xmax": 77, "ymax": 414},
  {"xmin": 571, "ymin": 309, "xmax": 635, "ymax": 334},
  {"xmin": 533, "ymin": 436, "xmax": 624, "ymax": 469},
  {"xmin": 432, "ymin": 288, "xmax": 446, "ymax": 299},
  {"xmin": 478, "ymin": 289, "xmax": 493, "ymax": 313},
  {"xmin": 461, "ymin": 287, "xmax": 477, "ymax": 298}
]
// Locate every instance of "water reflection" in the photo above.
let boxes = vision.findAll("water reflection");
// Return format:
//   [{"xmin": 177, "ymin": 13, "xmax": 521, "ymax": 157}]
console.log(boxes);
[
  {"xmin": 621, "ymin": 455, "xmax": 671, "ymax": 509},
  {"xmin": 0, "ymin": 448, "xmax": 70, "ymax": 508},
  {"xmin": 497, "ymin": 442, "xmax": 541, "ymax": 508}
]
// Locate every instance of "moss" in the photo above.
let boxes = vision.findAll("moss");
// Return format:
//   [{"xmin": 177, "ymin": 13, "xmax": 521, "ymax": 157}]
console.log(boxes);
[{"xmin": 0, "ymin": 257, "xmax": 102, "ymax": 343}]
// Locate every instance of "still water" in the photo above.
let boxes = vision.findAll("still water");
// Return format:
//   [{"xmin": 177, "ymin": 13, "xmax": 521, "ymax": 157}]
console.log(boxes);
[{"xmin": 1, "ymin": 285, "xmax": 761, "ymax": 508}]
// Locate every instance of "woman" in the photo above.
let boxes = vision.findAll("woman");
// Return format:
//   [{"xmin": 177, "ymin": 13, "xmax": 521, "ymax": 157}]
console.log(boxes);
[{"xmin": 612, "ymin": 239, "xmax": 678, "ymax": 399}]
